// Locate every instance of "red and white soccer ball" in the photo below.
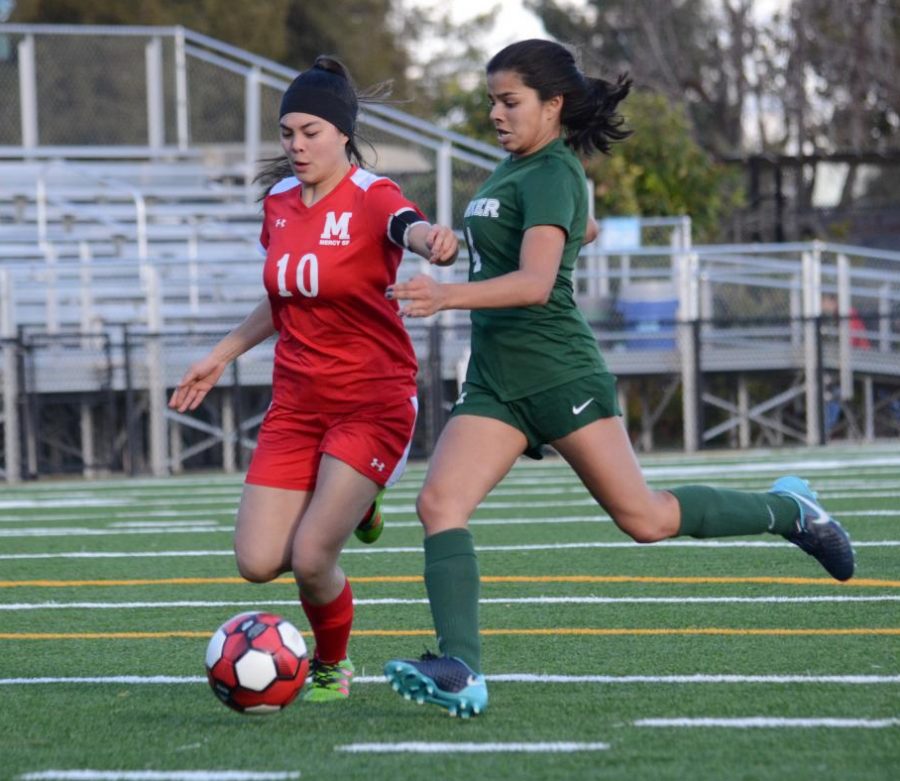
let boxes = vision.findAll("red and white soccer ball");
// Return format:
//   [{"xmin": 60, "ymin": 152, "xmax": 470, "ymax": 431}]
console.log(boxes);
[{"xmin": 205, "ymin": 612, "xmax": 309, "ymax": 714}]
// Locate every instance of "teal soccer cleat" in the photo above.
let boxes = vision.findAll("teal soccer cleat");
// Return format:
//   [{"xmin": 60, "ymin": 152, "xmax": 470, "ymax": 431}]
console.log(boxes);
[
  {"xmin": 384, "ymin": 652, "xmax": 488, "ymax": 718},
  {"xmin": 770, "ymin": 476, "xmax": 855, "ymax": 581}
]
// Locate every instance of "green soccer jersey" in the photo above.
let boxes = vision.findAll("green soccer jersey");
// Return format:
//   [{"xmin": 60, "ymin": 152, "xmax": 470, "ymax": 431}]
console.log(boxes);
[{"xmin": 462, "ymin": 137, "xmax": 607, "ymax": 401}]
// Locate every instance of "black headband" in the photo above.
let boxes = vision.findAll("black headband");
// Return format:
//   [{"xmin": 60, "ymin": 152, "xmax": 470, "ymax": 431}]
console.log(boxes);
[{"xmin": 280, "ymin": 72, "xmax": 358, "ymax": 136}]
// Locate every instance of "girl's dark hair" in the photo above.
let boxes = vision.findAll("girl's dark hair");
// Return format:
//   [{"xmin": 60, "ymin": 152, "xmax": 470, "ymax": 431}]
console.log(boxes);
[
  {"xmin": 255, "ymin": 55, "xmax": 388, "ymax": 197},
  {"xmin": 487, "ymin": 39, "xmax": 632, "ymax": 157}
]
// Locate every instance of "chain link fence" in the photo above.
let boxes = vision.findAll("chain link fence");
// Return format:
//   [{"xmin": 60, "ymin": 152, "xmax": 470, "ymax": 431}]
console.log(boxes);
[{"xmin": 0, "ymin": 30, "xmax": 21, "ymax": 144}]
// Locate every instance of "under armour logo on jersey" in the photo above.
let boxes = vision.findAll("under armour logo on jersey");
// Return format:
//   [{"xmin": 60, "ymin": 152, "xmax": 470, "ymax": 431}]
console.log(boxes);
[
  {"xmin": 370, "ymin": 458, "xmax": 386, "ymax": 472},
  {"xmin": 275, "ymin": 218, "xmax": 287, "ymax": 228},
  {"xmin": 320, "ymin": 211, "xmax": 352, "ymax": 246}
]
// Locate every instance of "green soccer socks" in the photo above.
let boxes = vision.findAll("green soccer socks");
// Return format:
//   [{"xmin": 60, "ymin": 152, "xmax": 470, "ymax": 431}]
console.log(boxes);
[
  {"xmin": 423, "ymin": 528, "xmax": 482, "ymax": 674},
  {"xmin": 672, "ymin": 485, "xmax": 798, "ymax": 538}
]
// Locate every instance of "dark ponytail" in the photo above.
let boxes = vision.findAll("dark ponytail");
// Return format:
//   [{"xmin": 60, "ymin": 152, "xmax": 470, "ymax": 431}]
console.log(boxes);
[
  {"xmin": 487, "ymin": 39, "xmax": 632, "ymax": 157},
  {"xmin": 256, "ymin": 55, "xmax": 389, "ymax": 197},
  {"xmin": 562, "ymin": 74, "xmax": 632, "ymax": 156}
]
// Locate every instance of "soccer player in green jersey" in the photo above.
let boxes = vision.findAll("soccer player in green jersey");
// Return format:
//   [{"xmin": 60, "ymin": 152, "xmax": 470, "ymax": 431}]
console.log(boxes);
[{"xmin": 383, "ymin": 39, "xmax": 855, "ymax": 718}]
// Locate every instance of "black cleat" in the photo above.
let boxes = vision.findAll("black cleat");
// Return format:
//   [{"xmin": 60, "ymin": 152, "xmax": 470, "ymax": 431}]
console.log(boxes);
[
  {"xmin": 384, "ymin": 651, "xmax": 488, "ymax": 717},
  {"xmin": 770, "ymin": 476, "xmax": 856, "ymax": 581}
]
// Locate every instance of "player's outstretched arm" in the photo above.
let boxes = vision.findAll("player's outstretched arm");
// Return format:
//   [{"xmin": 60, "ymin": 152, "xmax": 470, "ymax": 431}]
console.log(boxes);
[
  {"xmin": 169, "ymin": 297, "xmax": 276, "ymax": 413},
  {"xmin": 406, "ymin": 223, "xmax": 459, "ymax": 266},
  {"xmin": 169, "ymin": 354, "xmax": 230, "ymax": 413},
  {"xmin": 389, "ymin": 225, "xmax": 564, "ymax": 317}
]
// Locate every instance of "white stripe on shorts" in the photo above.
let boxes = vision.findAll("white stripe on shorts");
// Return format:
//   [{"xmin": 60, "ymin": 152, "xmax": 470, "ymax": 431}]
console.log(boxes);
[{"xmin": 385, "ymin": 396, "xmax": 418, "ymax": 488}]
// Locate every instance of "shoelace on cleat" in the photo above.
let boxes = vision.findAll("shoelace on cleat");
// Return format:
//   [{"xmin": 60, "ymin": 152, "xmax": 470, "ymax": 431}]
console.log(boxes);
[{"xmin": 310, "ymin": 660, "xmax": 349, "ymax": 689}]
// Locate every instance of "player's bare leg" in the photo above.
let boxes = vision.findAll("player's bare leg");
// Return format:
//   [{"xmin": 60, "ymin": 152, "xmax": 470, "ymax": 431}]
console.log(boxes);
[
  {"xmin": 234, "ymin": 483, "xmax": 311, "ymax": 582},
  {"xmin": 553, "ymin": 416, "xmax": 854, "ymax": 579},
  {"xmin": 291, "ymin": 454, "xmax": 379, "ymax": 603},
  {"xmin": 550, "ymin": 416, "xmax": 680, "ymax": 542},
  {"xmin": 291, "ymin": 455, "xmax": 381, "ymax": 701}
]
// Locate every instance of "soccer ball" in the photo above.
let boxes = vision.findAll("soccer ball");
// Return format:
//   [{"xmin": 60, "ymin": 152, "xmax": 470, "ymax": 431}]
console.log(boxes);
[{"xmin": 205, "ymin": 611, "xmax": 309, "ymax": 714}]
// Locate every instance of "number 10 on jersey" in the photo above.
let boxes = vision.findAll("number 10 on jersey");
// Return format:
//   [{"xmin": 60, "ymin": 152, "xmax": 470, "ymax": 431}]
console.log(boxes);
[{"xmin": 276, "ymin": 253, "xmax": 319, "ymax": 298}]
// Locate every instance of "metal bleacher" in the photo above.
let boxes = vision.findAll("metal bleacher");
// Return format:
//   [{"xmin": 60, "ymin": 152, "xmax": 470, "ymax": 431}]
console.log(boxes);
[
  {"xmin": 1, "ymin": 24, "xmax": 899, "ymax": 484},
  {"xmin": 0, "ymin": 23, "xmax": 508, "ymax": 480}
]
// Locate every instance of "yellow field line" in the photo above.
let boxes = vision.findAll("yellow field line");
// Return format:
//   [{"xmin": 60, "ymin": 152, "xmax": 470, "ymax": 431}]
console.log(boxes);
[
  {"xmin": 481, "ymin": 628, "xmax": 900, "ymax": 637},
  {"xmin": 1, "ymin": 628, "xmax": 898, "ymax": 640},
  {"xmin": 1, "ymin": 575, "xmax": 898, "ymax": 588},
  {"xmin": 0, "ymin": 577, "xmax": 258, "ymax": 588},
  {"xmin": 488, "ymin": 576, "xmax": 900, "ymax": 587}
]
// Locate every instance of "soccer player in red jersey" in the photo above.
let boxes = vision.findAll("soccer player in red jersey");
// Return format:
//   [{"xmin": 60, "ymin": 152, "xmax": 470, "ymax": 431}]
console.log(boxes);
[{"xmin": 169, "ymin": 56, "xmax": 458, "ymax": 702}]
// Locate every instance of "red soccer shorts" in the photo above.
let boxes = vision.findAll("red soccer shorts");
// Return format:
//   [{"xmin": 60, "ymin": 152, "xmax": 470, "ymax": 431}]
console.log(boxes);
[{"xmin": 245, "ymin": 397, "xmax": 418, "ymax": 491}]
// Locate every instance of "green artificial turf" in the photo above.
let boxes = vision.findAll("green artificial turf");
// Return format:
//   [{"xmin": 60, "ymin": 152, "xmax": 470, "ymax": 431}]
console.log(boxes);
[{"xmin": 1, "ymin": 444, "xmax": 898, "ymax": 781}]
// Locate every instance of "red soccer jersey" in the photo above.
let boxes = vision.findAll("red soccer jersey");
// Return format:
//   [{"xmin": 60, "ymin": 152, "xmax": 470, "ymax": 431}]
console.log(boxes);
[{"xmin": 258, "ymin": 166, "xmax": 423, "ymax": 411}]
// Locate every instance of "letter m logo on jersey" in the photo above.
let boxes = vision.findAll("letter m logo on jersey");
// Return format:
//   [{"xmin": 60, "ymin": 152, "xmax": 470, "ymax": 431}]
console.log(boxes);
[{"xmin": 320, "ymin": 211, "xmax": 352, "ymax": 246}]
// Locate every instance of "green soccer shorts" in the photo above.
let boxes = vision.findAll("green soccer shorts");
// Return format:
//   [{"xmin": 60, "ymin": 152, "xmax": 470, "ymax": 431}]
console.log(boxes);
[{"xmin": 449, "ymin": 371, "xmax": 621, "ymax": 459}]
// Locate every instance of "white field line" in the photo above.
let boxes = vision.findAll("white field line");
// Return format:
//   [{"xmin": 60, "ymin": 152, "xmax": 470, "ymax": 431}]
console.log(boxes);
[
  {"xmin": 3, "ymin": 674, "xmax": 899, "ymax": 687},
  {"xmin": 0, "ymin": 478, "xmax": 895, "ymax": 512},
  {"xmin": 0, "ymin": 550, "xmax": 232, "ymax": 559},
  {"xmin": 463, "ymin": 494, "xmax": 900, "ymax": 509},
  {"xmin": 108, "ymin": 521, "xmax": 222, "ymax": 529},
  {"xmin": 3, "ymin": 676, "xmax": 209, "ymax": 685},
  {"xmin": 486, "ymin": 674, "xmax": 900, "ymax": 685},
  {"xmin": 0, "ymin": 486, "xmax": 241, "ymax": 500},
  {"xmin": 635, "ymin": 456, "xmax": 900, "ymax": 478},
  {"xmin": 2, "ymin": 469, "xmax": 896, "ymax": 494},
  {"xmin": 3, "ymin": 595, "xmax": 900, "ymax": 611},
  {"xmin": 1, "ymin": 468, "xmax": 892, "ymax": 500},
  {"xmin": 634, "ymin": 717, "xmax": 900, "ymax": 729},
  {"xmin": 508, "ymin": 471, "xmax": 900, "ymax": 487},
  {"xmin": 0, "ymin": 497, "xmax": 234, "ymax": 510},
  {"xmin": 0, "ymin": 490, "xmax": 897, "ymax": 527},
  {"xmin": 0, "ymin": 480, "xmax": 900, "ymax": 523},
  {"xmin": 0, "ymin": 527, "xmax": 234, "ymax": 538},
  {"xmin": 0, "ymin": 510, "xmax": 233, "ymax": 524},
  {"xmin": 0, "ymin": 477, "xmax": 233, "ymax": 489},
  {"xmin": 334, "ymin": 742, "xmax": 610, "ymax": 754},
  {"xmin": 0, "ymin": 497, "xmax": 605, "ymax": 513},
  {"xmin": 0, "ymin": 510, "xmax": 893, "ymax": 532},
  {"xmin": 1, "ymin": 536, "xmax": 898, "ymax": 551},
  {"xmin": 6, "ymin": 448, "xmax": 900, "ymax": 489},
  {"xmin": 4, "ymin": 445, "xmax": 897, "ymax": 485},
  {"xmin": 0, "ymin": 498, "xmax": 130, "ymax": 510},
  {"xmin": 342, "ymin": 539, "xmax": 900, "ymax": 554},
  {"xmin": 3, "ymin": 474, "xmax": 898, "ymax": 500},
  {"xmin": 19, "ymin": 772, "xmax": 302, "ymax": 780},
  {"xmin": 0, "ymin": 494, "xmax": 900, "ymax": 526},
  {"xmin": 0, "ymin": 480, "xmax": 897, "ymax": 520},
  {"xmin": 4, "ymin": 507, "xmax": 900, "ymax": 538},
  {"xmin": 0, "ymin": 506, "xmax": 897, "ymax": 529}
]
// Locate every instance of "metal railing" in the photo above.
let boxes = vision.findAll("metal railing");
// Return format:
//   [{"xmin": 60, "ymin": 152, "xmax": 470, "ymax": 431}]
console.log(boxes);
[
  {"xmin": 0, "ymin": 24, "xmax": 502, "ymax": 225},
  {"xmin": 2, "ymin": 309, "xmax": 899, "ymax": 482},
  {"xmin": 3, "ymin": 239, "xmax": 899, "ymax": 481}
]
